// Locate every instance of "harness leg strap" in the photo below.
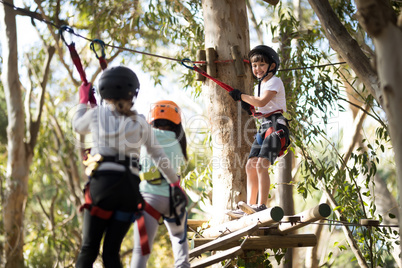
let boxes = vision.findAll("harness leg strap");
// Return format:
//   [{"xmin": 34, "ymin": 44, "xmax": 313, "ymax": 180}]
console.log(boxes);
[
  {"xmin": 136, "ymin": 202, "xmax": 163, "ymax": 256},
  {"xmin": 137, "ymin": 214, "xmax": 151, "ymax": 255}
]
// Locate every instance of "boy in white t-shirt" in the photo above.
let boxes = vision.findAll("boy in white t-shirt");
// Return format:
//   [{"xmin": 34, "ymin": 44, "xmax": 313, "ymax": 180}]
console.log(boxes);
[{"xmin": 228, "ymin": 45, "xmax": 290, "ymax": 217}]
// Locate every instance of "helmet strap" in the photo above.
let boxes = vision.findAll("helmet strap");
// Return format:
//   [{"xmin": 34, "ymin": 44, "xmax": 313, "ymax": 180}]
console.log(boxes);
[{"xmin": 257, "ymin": 62, "xmax": 277, "ymax": 97}]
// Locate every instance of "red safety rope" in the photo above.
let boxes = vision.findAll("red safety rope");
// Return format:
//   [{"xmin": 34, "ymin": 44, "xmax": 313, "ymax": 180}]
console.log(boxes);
[
  {"xmin": 60, "ymin": 25, "xmax": 97, "ymax": 160},
  {"xmin": 181, "ymin": 59, "xmax": 269, "ymax": 118},
  {"xmin": 60, "ymin": 26, "xmax": 89, "ymax": 85},
  {"xmin": 194, "ymin": 64, "xmax": 234, "ymax": 93}
]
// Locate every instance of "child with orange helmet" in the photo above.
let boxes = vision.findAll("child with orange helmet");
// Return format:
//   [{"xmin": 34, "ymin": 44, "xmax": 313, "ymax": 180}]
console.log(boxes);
[{"xmin": 131, "ymin": 100, "xmax": 189, "ymax": 268}]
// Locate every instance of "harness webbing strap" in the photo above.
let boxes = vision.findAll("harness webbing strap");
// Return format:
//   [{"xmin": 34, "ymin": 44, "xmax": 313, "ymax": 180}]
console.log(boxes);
[
  {"xmin": 137, "ymin": 213, "xmax": 151, "ymax": 255},
  {"xmin": 99, "ymin": 58, "xmax": 107, "ymax": 70},
  {"xmin": 80, "ymin": 183, "xmax": 113, "ymax": 220},
  {"xmin": 261, "ymin": 109, "xmax": 283, "ymax": 119},
  {"xmin": 134, "ymin": 202, "xmax": 163, "ymax": 256},
  {"xmin": 67, "ymin": 43, "xmax": 88, "ymax": 85},
  {"xmin": 144, "ymin": 202, "xmax": 162, "ymax": 221}
]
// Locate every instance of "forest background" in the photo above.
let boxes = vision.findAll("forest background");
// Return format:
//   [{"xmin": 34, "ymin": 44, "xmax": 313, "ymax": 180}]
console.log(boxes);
[{"xmin": 0, "ymin": 0, "xmax": 402, "ymax": 267}]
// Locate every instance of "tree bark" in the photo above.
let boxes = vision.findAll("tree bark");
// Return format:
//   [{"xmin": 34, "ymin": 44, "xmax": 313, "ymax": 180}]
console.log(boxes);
[
  {"xmin": 1, "ymin": 2, "xmax": 29, "ymax": 267},
  {"xmin": 277, "ymin": 17, "xmax": 296, "ymax": 268},
  {"xmin": 201, "ymin": 0, "xmax": 254, "ymax": 223},
  {"xmin": 354, "ymin": 0, "xmax": 402, "ymax": 264},
  {"xmin": 1, "ymin": 2, "xmax": 53, "ymax": 266}
]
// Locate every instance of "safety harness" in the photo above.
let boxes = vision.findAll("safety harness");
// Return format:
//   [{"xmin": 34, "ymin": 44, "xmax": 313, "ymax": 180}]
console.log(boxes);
[
  {"xmin": 140, "ymin": 170, "xmax": 188, "ymax": 224},
  {"xmin": 79, "ymin": 154, "xmax": 156, "ymax": 255},
  {"xmin": 79, "ymin": 154, "xmax": 142, "ymax": 218},
  {"xmin": 139, "ymin": 170, "xmax": 188, "ymax": 244},
  {"xmin": 256, "ymin": 111, "xmax": 289, "ymax": 157}
]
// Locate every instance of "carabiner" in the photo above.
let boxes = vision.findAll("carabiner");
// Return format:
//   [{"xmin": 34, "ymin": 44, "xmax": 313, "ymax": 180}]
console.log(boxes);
[
  {"xmin": 59, "ymin": 25, "xmax": 75, "ymax": 46},
  {"xmin": 181, "ymin": 58, "xmax": 195, "ymax": 70},
  {"xmin": 90, "ymin": 39, "xmax": 106, "ymax": 59}
]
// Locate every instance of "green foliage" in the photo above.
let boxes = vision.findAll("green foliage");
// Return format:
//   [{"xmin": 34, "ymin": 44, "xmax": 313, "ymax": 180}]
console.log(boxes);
[
  {"xmin": 183, "ymin": 121, "xmax": 213, "ymax": 218},
  {"xmin": 266, "ymin": 2, "xmax": 398, "ymax": 267},
  {"xmin": 4, "ymin": 0, "xmax": 398, "ymax": 266},
  {"xmin": 24, "ymin": 108, "xmax": 82, "ymax": 267}
]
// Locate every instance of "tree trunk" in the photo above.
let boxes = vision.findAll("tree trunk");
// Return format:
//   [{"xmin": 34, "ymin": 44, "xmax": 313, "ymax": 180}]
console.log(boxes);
[
  {"xmin": 277, "ymin": 17, "xmax": 295, "ymax": 268},
  {"xmin": 371, "ymin": 174, "xmax": 401, "ymax": 267},
  {"xmin": 0, "ymin": 2, "xmax": 30, "ymax": 267},
  {"xmin": 354, "ymin": 0, "xmax": 402, "ymax": 264},
  {"xmin": 201, "ymin": 0, "xmax": 254, "ymax": 223}
]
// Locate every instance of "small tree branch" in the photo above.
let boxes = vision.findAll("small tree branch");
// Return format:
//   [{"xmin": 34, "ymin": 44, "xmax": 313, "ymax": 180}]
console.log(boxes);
[
  {"xmin": 307, "ymin": 0, "xmax": 382, "ymax": 107},
  {"xmin": 28, "ymin": 45, "xmax": 55, "ymax": 153}
]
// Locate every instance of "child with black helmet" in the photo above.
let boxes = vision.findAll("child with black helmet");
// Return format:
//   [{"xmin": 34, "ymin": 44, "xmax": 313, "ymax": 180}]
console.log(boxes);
[
  {"xmin": 227, "ymin": 45, "xmax": 290, "ymax": 218},
  {"xmin": 73, "ymin": 66, "xmax": 183, "ymax": 267},
  {"xmin": 131, "ymin": 100, "xmax": 189, "ymax": 268}
]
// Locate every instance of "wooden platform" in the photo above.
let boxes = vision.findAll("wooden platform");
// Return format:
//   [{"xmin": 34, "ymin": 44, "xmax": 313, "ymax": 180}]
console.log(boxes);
[
  {"xmin": 190, "ymin": 223, "xmax": 259, "ymax": 258},
  {"xmin": 201, "ymin": 206, "xmax": 284, "ymax": 238},
  {"xmin": 194, "ymin": 233, "xmax": 317, "ymax": 250},
  {"xmin": 188, "ymin": 203, "xmax": 332, "ymax": 268},
  {"xmin": 187, "ymin": 219, "xmax": 209, "ymax": 231},
  {"xmin": 191, "ymin": 246, "xmax": 243, "ymax": 268}
]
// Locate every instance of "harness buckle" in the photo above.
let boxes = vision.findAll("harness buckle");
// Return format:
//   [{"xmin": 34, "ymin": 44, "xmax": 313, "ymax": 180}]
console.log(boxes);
[
  {"xmin": 139, "ymin": 168, "xmax": 163, "ymax": 185},
  {"xmin": 83, "ymin": 153, "xmax": 104, "ymax": 176}
]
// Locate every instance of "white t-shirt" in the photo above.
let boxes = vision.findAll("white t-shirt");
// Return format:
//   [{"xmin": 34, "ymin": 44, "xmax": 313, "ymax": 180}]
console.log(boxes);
[{"xmin": 254, "ymin": 76, "xmax": 287, "ymax": 115}]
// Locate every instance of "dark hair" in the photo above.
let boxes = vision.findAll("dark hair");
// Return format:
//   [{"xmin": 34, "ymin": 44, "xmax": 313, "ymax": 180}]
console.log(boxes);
[
  {"xmin": 248, "ymin": 45, "xmax": 280, "ymax": 75},
  {"xmin": 152, "ymin": 119, "xmax": 188, "ymax": 160},
  {"xmin": 106, "ymin": 99, "xmax": 135, "ymax": 116},
  {"xmin": 250, "ymin": 53, "xmax": 273, "ymax": 65}
]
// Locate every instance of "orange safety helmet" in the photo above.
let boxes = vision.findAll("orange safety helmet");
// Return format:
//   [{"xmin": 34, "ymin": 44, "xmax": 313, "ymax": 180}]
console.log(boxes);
[{"xmin": 148, "ymin": 100, "xmax": 181, "ymax": 125}]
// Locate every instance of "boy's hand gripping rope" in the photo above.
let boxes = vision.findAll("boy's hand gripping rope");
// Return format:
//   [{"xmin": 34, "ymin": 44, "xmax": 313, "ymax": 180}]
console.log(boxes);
[{"xmin": 181, "ymin": 58, "xmax": 265, "ymax": 118}]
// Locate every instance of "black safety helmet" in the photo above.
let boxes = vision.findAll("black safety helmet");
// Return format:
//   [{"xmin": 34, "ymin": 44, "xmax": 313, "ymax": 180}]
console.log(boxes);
[
  {"xmin": 98, "ymin": 66, "xmax": 140, "ymax": 100},
  {"xmin": 248, "ymin": 45, "xmax": 280, "ymax": 75}
]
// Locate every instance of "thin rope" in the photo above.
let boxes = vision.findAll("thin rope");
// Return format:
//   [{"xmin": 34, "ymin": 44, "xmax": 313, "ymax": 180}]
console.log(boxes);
[{"xmin": 2, "ymin": 0, "xmax": 347, "ymax": 72}]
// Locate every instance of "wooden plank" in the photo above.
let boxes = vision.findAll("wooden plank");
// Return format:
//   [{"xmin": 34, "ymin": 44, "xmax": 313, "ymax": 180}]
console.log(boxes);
[
  {"xmin": 202, "ymin": 206, "xmax": 284, "ymax": 238},
  {"xmin": 195, "ymin": 50, "xmax": 206, "ymax": 81},
  {"xmin": 194, "ymin": 234, "xmax": 317, "ymax": 250},
  {"xmin": 190, "ymin": 246, "xmax": 243, "ymax": 268},
  {"xmin": 206, "ymin": 47, "xmax": 217, "ymax": 77},
  {"xmin": 189, "ymin": 223, "xmax": 258, "ymax": 258},
  {"xmin": 278, "ymin": 203, "xmax": 331, "ymax": 234},
  {"xmin": 187, "ymin": 219, "xmax": 209, "ymax": 231},
  {"xmin": 230, "ymin": 45, "xmax": 246, "ymax": 77}
]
